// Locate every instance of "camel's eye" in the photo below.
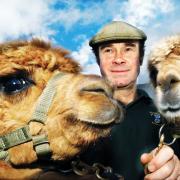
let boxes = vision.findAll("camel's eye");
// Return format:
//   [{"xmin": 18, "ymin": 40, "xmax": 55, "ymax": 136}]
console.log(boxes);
[
  {"xmin": 0, "ymin": 76, "xmax": 33, "ymax": 95},
  {"xmin": 149, "ymin": 65, "xmax": 158, "ymax": 87}
]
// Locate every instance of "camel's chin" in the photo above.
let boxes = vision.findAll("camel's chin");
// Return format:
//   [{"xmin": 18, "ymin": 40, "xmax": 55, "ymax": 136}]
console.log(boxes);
[
  {"xmin": 80, "ymin": 116, "xmax": 116, "ymax": 133},
  {"xmin": 85, "ymin": 123, "xmax": 112, "ymax": 138},
  {"xmin": 78, "ymin": 119, "xmax": 112, "ymax": 140},
  {"xmin": 78, "ymin": 106, "xmax": 122, "ymax": 126}
]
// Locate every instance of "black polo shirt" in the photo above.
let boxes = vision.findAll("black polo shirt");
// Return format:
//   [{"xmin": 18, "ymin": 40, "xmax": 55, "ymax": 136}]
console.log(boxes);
[{"xmin": 81, "ymin": 89, "xmax": 180, "ymax": 180}]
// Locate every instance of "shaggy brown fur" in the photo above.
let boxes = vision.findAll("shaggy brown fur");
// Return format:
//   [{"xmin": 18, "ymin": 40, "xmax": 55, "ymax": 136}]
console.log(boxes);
[
  {"xmin": 148, "ymin": 35, "xmax": 180, "ymax": 126},
  {"xmin": 0, "ymin": 39, "xmax": 123, "ymax": 179}
]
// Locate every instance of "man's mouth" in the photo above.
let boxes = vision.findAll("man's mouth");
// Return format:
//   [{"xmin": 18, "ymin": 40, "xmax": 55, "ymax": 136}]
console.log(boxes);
[{"xmin": 111, "ymin": 70, "xmax": 129, "ymax": 73}]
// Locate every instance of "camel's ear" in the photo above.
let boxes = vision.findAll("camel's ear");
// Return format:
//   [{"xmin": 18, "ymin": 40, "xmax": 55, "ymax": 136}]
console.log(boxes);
[
  {"xmin": 148, "ymin": 63, "xmax": 158, "ymax": 88},
  {"xmin": 44, "ymin": 51, "xmax": 57, "ymax": 70}
]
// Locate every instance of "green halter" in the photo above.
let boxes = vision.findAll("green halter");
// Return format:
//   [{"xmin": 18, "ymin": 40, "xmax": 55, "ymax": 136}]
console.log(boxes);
[{"xmin": 0, "ymin": 72, "xmax": 65, "ymax": 162}]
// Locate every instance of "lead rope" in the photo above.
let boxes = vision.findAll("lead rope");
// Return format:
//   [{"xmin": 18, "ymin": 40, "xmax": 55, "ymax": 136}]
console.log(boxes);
[{"xmin": 71, "ymin": 158, "xmax": 124, "ymax": 180}]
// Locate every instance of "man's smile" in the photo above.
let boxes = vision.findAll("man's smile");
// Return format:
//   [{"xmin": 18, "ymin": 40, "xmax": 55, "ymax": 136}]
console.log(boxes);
[{"xmin": 111, "ymin": 69, "xmax": 130, "ymax": 73}]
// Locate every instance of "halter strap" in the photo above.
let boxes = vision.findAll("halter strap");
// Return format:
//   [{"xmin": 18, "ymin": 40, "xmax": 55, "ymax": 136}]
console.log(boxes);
[
  {"xmin": 29, "ymin": 72, "xmax": 65, "ymax": 157},
  {"xmin": 29, "ymin": 72, "xmax": 65, "ymax": 124},
  {"xmin": 0, "ymin": 72, "xmax": 65, "ymax": 161},
  {"xmin": 0, "ymin": 126, "xmax": 31, "ymax": 151}
]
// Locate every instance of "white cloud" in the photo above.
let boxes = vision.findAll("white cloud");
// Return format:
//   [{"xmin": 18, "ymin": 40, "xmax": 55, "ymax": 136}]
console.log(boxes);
[
  {"xmin": 0, "ymin": 0, "xmax": 54, "ymax": 42},
  {"xmin": 83, "ymin": 63, "xmax": 101, "ymax": 75},
  {"xmin": 71, "ymin": 39, "xmax": 100, "ymax": 75},
  {"xmin": 71, "ymin": 40, "xmax": 91, "ymax": 66},
  {"xmin": 138, "ymin": 55, "xmax": 150, "ymax": 84},
  {"xmin": 73, "ymin": 34, "xmax": 87, "ymax": 42},
  {"xmin": 54, "ymin": 7, "xmax": 82, "ymax": 30},
  {"xmin": 53, "ymin": 1, "xmax": 105, "ymax": 30},
  {"xmin": 0, "ymin": 0, "xmax": 176, "ymax": 40},
  {"xmin": 0, "ymin": 0, "xmax": 111, "ymax": 41},
  {"xmin": 113, "ymin": 0, "xmax": 174, "ymax": 27},
  {"xmin": 0, "ymin": 0, "xmax": 175, "ymax": 43}
]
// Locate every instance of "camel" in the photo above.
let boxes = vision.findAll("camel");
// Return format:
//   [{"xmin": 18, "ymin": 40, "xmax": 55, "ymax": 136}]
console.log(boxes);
[
  {"xmin": 148, "ymin": 35, "xmax": 180, "ymax": 138},
  {"xmin": 0, "ymin": 39, "xmax": 123, "ymax": 179}
]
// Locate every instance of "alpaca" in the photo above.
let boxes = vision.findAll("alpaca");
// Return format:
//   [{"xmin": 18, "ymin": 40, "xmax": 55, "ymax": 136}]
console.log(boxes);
[
  {"xmin": 148, "ymin": 35, "xmax": 180, "ymax": 137},
  {"xmin": 0, "ymin": 39, "xmax": 123, "ymax": 179}
]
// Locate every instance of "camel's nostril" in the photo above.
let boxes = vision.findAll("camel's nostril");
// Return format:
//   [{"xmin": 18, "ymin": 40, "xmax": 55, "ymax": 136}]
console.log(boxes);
[
  {"xmin": 170, "ymin": 78, "xmax": 178, "ymax": 84},
  {"xmin": 167, "ymin": 74, "xmax": 179, "ymax": 86},
  {"xmin": 79, "ymin": 76, "xmax": 113, "ymax": 97}
]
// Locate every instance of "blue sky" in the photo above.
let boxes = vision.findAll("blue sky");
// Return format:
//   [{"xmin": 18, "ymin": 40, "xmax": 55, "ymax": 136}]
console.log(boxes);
[{"xmin": 0, "ymin": 0, "xmax": 180, "ymax": 83}]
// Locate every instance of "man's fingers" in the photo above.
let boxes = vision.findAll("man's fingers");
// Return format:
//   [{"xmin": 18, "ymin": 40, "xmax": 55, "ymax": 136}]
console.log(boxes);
[
  {"xmin": 141, "ymin": 151, "xmax": 156, "ymax": 175},
  {"xmin": 147, "ymin": 145, "xmax": 174, "ymax": 172},
  {"xmin": 140, "ymin": 148, "xmax": 157, "ymax": 167},
  {"xmin": 140, "ymin": 153, "xmax": 153, "ymax": 165},
  {"xmin": 142, "ymin": 146, "xmax": 179, "ymax": 179},
  {"xmin": 166, "ymin": 155, "xmax": 180, "ymax": 180},
  {"xmin": 144, "ymin": 157, "xmax": 175, "ymax": 180}
]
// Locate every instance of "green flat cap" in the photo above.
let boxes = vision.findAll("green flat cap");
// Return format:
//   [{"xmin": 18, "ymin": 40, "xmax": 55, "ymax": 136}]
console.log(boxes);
[{"xmin": 89, "ymin": 21, "xmax": 147, "ymax": 47}]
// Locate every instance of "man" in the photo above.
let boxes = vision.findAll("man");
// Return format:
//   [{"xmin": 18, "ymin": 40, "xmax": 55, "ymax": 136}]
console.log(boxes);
[{"xmin": 83, "ymin": 21, "xmax": 180, "ymax": 180}]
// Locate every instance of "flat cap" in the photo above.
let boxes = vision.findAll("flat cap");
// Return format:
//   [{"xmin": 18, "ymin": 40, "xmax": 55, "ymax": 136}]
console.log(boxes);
[{"xmin": 89, "ymin": 21, "xmax": 147, "ymax": 47}]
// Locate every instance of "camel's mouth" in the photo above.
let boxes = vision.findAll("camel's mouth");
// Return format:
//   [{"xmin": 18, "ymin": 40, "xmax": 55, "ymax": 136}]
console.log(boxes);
[
  {"xmin": 77, "ymin": 102, "xmax": 123, "ymax": 126},
  {"xmin": 162, "ymin": 106, "xmax": 180, "ymax": 113},
  {"xmin": 160, "ymin": 105, "xmax": 180, "ymax": 119},
  {"xmin": 83, "ymin": 117, "xmax": 116, "ymax": 129},
  {"xmin": 80, "ymin": 114, "xmax": 120, "ymax": 126}
]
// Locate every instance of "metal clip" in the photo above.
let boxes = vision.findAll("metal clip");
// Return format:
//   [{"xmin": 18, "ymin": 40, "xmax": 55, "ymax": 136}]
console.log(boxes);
[{"xmin": 159, "ymin": 124, "xmax": 176, "ymax": 146}]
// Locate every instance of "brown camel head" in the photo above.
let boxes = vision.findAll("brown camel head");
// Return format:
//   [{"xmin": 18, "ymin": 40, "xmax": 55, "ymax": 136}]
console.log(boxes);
[{"xmin": 0, "ymin": 39, "xmax": 123, "ymax": 168}]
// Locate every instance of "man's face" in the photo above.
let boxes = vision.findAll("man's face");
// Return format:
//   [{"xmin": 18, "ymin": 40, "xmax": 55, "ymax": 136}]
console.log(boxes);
[{"xmin": 99, "ymin": 41, "xmax": 140, "ymax": 88}]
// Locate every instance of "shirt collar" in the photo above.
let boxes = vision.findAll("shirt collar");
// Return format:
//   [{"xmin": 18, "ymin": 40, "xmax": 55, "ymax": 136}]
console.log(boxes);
[{"xmin": 118, "ymin": 89, "xmax": 152, "ymax": 109}]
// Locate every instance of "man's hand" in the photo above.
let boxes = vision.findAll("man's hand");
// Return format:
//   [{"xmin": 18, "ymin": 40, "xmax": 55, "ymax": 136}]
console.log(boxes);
[{"xmin": 141, "ymin": 145, "xmax": 180, "ymax": 180}]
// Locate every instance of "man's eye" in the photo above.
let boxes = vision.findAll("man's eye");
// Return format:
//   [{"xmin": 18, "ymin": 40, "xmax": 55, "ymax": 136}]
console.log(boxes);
[
  {"xmin": 104, "ymin": 48, "xmax": 112, "ymax": 53},
  {"xmin": 125, "ymin": 47, "xmax": 133, "ymax": 51},
  {"xmin": 0, "ymin": 77, "xmax": 32, "ymax": 95}
]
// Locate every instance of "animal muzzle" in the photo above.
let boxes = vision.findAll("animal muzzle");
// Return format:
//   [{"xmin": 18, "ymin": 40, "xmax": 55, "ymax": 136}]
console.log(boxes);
[
  {"xmin": 77, "ymin": 76, "xmax": 124, "ymax": 125},
  {"xmin": 157, "ymin": 66, "xmax": 180, "ymax": 93}
]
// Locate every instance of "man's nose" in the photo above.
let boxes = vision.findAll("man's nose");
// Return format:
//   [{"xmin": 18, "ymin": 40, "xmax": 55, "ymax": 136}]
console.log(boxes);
[{"xmin": 112, "ymin": 51, "xmax": 126, "ymax": 64}]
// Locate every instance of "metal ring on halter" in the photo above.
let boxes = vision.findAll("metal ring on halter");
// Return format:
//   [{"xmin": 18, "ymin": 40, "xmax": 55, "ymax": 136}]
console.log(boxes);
[{"xmin": 159, "ymin": 124, "xmax": 177, "ymax": 145}]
